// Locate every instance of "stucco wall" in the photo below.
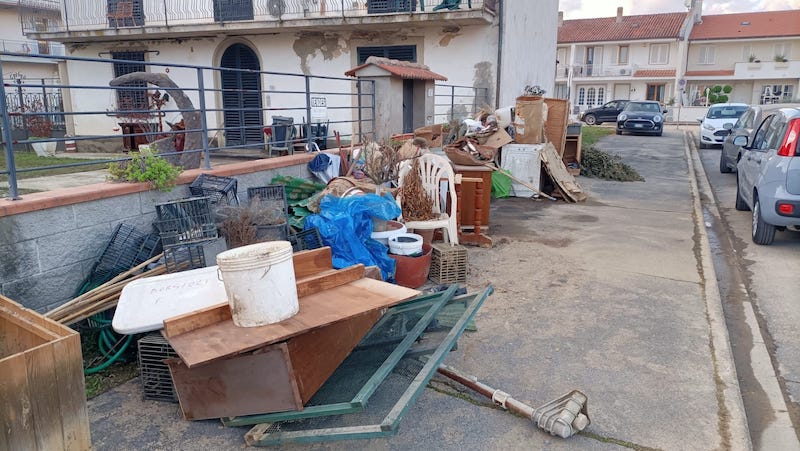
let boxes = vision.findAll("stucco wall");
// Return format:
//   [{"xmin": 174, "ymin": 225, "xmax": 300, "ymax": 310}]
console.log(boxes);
[
  {"xmin": 0, "ymin": 160, "xmax": 313, "ymax": 312},
  {"xmin": 687, "ymin": 38, "xmax": 800, "ymax": 71}
]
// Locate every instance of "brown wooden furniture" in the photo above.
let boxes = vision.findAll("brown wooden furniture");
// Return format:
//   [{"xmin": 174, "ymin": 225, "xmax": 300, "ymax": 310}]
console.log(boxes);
[
  {"xmin": 544, "ymin": 98, "xmax": 569, "ymax": 156},
  {"xmin": 107, "ymin": 1, "xmax": 135, "ymax": 28},
  {"xmin": 563, "ymin": 133, "xmax": 583, "ymax": 176},
  {"xmin": 453, "ymin": 164, "xmax": 492, "ymax": 227},
  {"xmin": 455, "ymin": 176, "xmax": 492, "ymax": 247},
  {"xmin": 1, "ymin": 295, "xmax": 91, "ymax": 450}
]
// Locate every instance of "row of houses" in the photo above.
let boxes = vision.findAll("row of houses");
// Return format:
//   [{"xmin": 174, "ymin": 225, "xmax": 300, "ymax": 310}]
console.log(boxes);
[{"xmin": 557, "ymin": 0, "xmax": 800, "ymax": 114}]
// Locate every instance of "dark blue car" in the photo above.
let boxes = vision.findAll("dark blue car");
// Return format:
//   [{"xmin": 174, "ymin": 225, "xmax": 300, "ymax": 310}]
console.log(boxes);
[{"xmin": 616, "ymin": 101, "xmax": 666, "ymax": 136}]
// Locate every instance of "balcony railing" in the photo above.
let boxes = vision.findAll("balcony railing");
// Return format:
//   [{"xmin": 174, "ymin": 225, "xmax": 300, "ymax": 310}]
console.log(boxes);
[
  {"xmin": 0, "ymin": 39, "xmax": 66, "ymax": 57},
  {"xmin": 20, "ymin": 0, "xmax": 495, "ymax": 34}
]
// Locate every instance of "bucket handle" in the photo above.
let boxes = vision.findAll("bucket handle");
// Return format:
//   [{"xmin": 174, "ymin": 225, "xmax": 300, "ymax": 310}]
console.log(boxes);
[{"xmin": 217, "ymin": 264, "xmax": 273, "ymax": 281}]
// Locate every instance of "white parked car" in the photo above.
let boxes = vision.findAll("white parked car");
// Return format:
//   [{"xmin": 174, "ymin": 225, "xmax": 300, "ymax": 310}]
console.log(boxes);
[{"xmin": 698, "ymin": 103, "xmax": 749, "ymax": 148}]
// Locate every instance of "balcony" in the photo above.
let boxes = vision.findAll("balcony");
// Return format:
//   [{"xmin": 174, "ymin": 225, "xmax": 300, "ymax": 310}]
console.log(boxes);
[
  {"xmin": 731, "ymin": 60, "xmax": 800, "ymax": 80},
  {"xmin": 0, "ymin": 39, "xmax": 66, "ymax": 58},
  {"xmin": 21, "ymin": 0, "xmax": 496, "ymax": 42}
]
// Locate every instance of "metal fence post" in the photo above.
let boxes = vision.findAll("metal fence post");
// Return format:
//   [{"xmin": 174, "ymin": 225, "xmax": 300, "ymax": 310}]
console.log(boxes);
[
  {"xmin": 356, "ymin": 79, "xmax": 362, "ymax": 143},
  {"xmin": 304, "ymin": 75, "xmax": 312, "ymax": 148},
  {"xmin": 370, "ymin": 80, "xmax": 375, "ymax": 140},
  {"xmin": 163, "ymin": 0, "xmax": 169, "ymax": 27},
  {"xmin": 450, "ymin": 85, "xmax": 455, "ymax": 122},
  {"xmin": 0, "ymin": 61, "xmax": 21, "ymax": 199},
  {"xmin": 41, "ymin": 78, "xmax": 51, "ymax": 123},
  {"xmin": 196, "ymin": 68, "xmax": 212, "ymax": 169}
]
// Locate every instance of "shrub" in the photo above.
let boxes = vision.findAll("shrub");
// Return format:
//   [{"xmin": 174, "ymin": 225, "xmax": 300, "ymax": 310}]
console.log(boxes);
[
  {"xmin": 711, "ymin": 86, "xmax": 722, "ymax": 93},
  {"xmin": 108, "ymin": 150, "xmax": 182, "ymax": 191},
  {"xmin": 722, "ymin": 85, "xmax": 733, "ymax": 94}
]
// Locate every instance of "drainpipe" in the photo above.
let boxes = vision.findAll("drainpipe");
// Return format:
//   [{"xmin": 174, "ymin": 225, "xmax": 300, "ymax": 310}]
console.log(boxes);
[{"xmin": 494, "ymin": 0, "xmax": 503, "ymax": 107}]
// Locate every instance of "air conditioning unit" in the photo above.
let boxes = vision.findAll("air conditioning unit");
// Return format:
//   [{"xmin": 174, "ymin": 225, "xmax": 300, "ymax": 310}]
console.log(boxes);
[{"xmin": 619, "ymin": 68, "xmax": 630, "ymax": 75}]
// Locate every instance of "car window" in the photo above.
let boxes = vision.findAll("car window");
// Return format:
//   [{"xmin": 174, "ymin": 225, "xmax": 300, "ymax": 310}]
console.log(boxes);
[
  {"xmin": 765, "ymin": 115, "xmax": 787, "ymax": 150},
  {"xmin": 751, "ymin": 116, "xmax": 775, "ymax": 151},
  {"xmin": 707, "ymin": 106, "xmax": 748, "ymax": 119},
  {"xmin": 734, "ymin": 110, "xmax": 753, "ymax": 129}
]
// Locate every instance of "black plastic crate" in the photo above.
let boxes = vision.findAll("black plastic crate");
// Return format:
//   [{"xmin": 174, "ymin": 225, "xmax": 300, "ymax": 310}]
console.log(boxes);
[
  {"xmin": 89, "ymin": 223, "xmax": 160, "ymax": 284},
  {"xmin": 163, "ymin": 244, "xmax": 206, "ymax": 273},
  {"xmin": 255, "ymin": 223, "xmax": 289, "ymax": 242},
  {"xmin": 189, "ymin": 174, "xmax": 239, "ymax": 206},
  {"xmin": 154, "ymin": 197, "xmax": 218, "ymax": 247},
  {"xmin": 247, "ymin": 185, "xmax": 288, "ymax": 213},
  {"xmin": 290, "ymin": 228, "xmax": 324, "ymax": 252}
]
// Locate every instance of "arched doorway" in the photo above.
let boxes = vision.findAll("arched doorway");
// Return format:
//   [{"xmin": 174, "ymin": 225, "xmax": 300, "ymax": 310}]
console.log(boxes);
[{"xmin": 220, "ymin": 43, "xmax": 263, "ymax": 147}]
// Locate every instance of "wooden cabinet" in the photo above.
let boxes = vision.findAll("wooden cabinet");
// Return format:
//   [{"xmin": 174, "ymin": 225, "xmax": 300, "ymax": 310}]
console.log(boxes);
[{"xmin": 453, "ymin": 164, "xmax": 492, "ymax": 227}]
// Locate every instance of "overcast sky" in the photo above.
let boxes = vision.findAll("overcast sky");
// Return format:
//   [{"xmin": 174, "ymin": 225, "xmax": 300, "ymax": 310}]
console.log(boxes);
[{"xmin": 559, "ymin": 0, "xmax": 800, "ymax": 19}]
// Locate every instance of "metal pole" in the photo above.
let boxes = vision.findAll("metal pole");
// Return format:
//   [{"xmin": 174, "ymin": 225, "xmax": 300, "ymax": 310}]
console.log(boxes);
[
  {"xmin": 163, "ymin": 0, "xmax": 169, "ymax": 27},
  {"xmin": 41, "ymin": 78, "xmax": 51, "ymax": 124},
  {"xmin": 370, "ymin": 80, "xmax": 375, "ymax": 141},
  {"xmin": 450, "ymin": 85, "xmax": 455, "ymax": 122},
  {"xmin": 356, "ymin": 79, "xmax": 363, "ymax": 143},
  {"xmin": 1, "ymin": 62, "xmax": 21, "ymax": 199},
  {"xmin": 304, "ymin": 75, "xmax": 312, "ymax": 148},
  {"xmin": 196, "ymin": 68, "xmax": 211, "ymax": 169},
  {"xmin": 63, "ymin": 0, "xmax": 71, "ymax": 32}
]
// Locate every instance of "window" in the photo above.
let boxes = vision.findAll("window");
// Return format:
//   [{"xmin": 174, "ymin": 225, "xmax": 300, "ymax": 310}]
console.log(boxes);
[
  {"xmin": 646, "ymin": 84, "xmax": 665, "ymax": 102},
  {"xmin": 765, "ymin": 115, "xmax": 786, "ymax": 150},
  {"xmin": 554, "ymin": 83, "xmax": 569, "ymax": 100},
  {"xmin": 107, "ymin": 0, "xmax": 144, "ymax": 27},
  {"xmin": 742, "ymin": 45, "xmax": 753, "ymax": 62},
  {"xmin": 762, "ymin": 84, "xmax": 795, "ymax": 103},
  {"xmin": 111, "ymin": 51, "xmax": 147, "ymax": 110},
  {"xmin": 774, "ymin": 43, "xmax": 791, "ymax": 60},
  {"xmin": 751, "ymin": 116, "xmax": 774, "ymax": 150},
  {"xmin": 357, "ymin": 45, "xmax": 417, "ymax": 64},
  {"xmin": 368, "ymin": 0, "xmax": 415, "ymax": 14},
  {"xmin": 618, "ymin": 45, "xmax": 629, "ymax": 64},
  {"xmin": 649, "ymin": 44, "xmax": 669, "ymax": 65},
  {"xmin": 597, "ymin": 87, "xmax": 605, "ymax": 105},
  {"xmin": 734, "ymin": 110, "xmax": 754, "ymax": 129},
  {"xmin": 586, "ymin": 88, "xmax": 596, "ymax": 106},
  {"xmin": 698, "ymin": 45, "xmax": 715, "ymax": 64},
  {"xmin": 578, "ymin": 88, "xmax": 585, "ymax": 105}
]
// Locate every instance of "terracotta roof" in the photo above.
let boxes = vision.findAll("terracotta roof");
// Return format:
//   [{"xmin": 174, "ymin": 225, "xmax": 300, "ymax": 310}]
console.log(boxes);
[
  {"xmin": 684, "ymin": 69, "xmax": 736, "ymax": 77},
  {"xmin": 558, "ymin": 12, "xmax": 687, "ymax": 43},
  {"xmin": 633, "ymin": 69, "xmax": 677, "ymax": 78},
  {"xmin": 345, "ymin": 57, "xmax": 447, "ymax": 81},
  {"xmin": 691, "ymin": 10, "xmax": 800, "ymax": 40}
]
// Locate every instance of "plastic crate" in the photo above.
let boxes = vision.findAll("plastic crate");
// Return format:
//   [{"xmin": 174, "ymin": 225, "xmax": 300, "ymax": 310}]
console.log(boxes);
[
  {"xmin": 88, "ymin": 224, "xmax": 161, "ymax": 284},
  {"xmin": 137, "ymin": 333, "xmax": 179, "ymax": 402},
  {"xmin": 164, "ymin": 244, "xmax": 206, "ymax": 273},
  {"xmin": 154, "ymin": 197, "xmax": 218, "ymax": 247},
  {"xmin": 247, "ymin": 185, "xmax": 288, "ymax": 213},
  {"xmin": 429, "ymin": 243, "xmax": 468, "ymax": 284},
  {"xmin": 255, "ymin": 223, "xmax": 289, "ymax": 242},
  {"xmin": 189, "ymin": 174, "xmax": 239, "ymax": 206},
  {"xmin": 290, "ymin": 228, "xmax": 324, "ymax": 252}
]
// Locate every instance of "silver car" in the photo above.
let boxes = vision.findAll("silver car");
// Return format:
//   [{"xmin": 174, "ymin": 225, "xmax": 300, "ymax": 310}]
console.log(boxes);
[
  {"xmin": 720, "ymin": 103, "xmax": 800, "ymax": 173},
  {"xmin": 734, "ymin": 106, "xmax": 800, "ymax": 245}
]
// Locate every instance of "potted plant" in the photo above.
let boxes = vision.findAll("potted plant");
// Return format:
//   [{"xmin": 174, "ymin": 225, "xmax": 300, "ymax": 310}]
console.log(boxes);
[
  {"xmin": 23, "ymin": 101, "xmax": 56, "ymax": 157},
  {"xmin": 747, "ymin": 54, "xmax": 761, "ymax": 68},
  {"xmin": 774, "ymin": 55, "xmax": 789, "ymax": 68}
]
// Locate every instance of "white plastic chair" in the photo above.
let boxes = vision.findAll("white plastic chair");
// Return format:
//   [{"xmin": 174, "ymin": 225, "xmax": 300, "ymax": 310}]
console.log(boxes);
[{"xmin": 396, "ymin": 153, "xmax": 459, "ymax": 245}]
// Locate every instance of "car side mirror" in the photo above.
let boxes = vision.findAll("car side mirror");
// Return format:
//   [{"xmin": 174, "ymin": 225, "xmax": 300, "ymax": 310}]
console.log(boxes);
[
  {"xmin": 723, "ymin": 123, "xmax": 734, "ymax": 130},
  {"xmin": 697, "ymin": 118, "xmax": 703, "ymax": 123},
  {"xmin": 733, "ymin": 135, "xmax": 748, "ymax": 146},
  {"xmin": 663, "ymin": 109, "xmax": 668, "ymax": 114}
]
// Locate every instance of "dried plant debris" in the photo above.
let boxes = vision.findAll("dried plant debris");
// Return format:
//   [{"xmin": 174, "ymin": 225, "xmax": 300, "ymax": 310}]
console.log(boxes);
[
  {"xmin": 401, "ymin": 158, "xmax": 436, "ymax": 221},
  {"xmin": 580, "ymin": 146, "xmax": 645, "ymax": 182},
  {"xmin": 216, "ymin": 199, "xmax": 286, "ymax": 248}
]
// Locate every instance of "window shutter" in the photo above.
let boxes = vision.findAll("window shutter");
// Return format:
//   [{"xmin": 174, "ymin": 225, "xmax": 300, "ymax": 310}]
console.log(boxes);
[{"xmin": 357, "ymin": 45, "xmax": 417, "ymax": 64}]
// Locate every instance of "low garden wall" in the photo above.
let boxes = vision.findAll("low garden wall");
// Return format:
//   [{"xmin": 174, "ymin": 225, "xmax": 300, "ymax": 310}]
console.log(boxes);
[{"xmin": 0, "ymin": 153, "xmax": 318, "ymax": 312}]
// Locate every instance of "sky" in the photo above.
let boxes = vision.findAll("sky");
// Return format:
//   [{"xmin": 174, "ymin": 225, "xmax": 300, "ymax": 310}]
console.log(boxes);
[{"xmin": 559, "ymin": 0, "xmax": 800, "ymax": 19}]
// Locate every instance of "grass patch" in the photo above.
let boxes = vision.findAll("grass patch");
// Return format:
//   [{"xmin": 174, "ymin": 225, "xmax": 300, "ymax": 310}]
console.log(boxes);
[
  {"xmin": 581, "ymin": 126, "xmax": 615, "ymax": 148},
  {"xmin": 0, "ymin": 151, "xmax": 110, "ymax": 181},
  {"xmin": 0, "ymin": 187, "xmax": 40, "ymax": 197},
  {"xmin": 581, "ymin": 146, "xmax": 645, "ymax": 182},
  {"xmin": 80, "ymin": 325, "xmax": 140, "ymax": 399}
]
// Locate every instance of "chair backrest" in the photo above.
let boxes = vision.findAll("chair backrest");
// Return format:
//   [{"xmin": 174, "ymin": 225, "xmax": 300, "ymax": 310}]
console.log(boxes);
[
  {"xmin": 398, "ymin": 153, "xmax": 456, "ymax": 216},
  {"xmin": 116, "ymin": 1, "xmax": 134, "ymax": 16}
]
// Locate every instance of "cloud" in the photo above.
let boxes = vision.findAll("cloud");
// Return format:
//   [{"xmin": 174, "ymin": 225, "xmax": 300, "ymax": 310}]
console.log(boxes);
[{"xmin": 559, "ymin": 0, "xmax": 798, "ymax": 19}]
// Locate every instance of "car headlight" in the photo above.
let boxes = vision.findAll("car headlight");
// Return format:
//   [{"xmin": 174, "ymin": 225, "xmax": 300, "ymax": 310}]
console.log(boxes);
[
  {"xmin": 654, "ymin": 115, "xmax": 663, "ymax": 123},
  {"xmin": 703, "ymin": 123, "xmax": 715, "ymax": 131},
  {"xmin": 618, "ymin": 114, "xmax": 627, "ymax": 121}
]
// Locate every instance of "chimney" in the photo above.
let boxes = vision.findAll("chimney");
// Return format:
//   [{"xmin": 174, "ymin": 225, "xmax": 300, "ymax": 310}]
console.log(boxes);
[
  {"xmin": 616, "ymin": 7, "xmax": 624, "ymax": 23},
  {"xmin": 692, "ymin": 0, "xmax": 703, "ymax": 24},
  {"xmin": 558, "ymin": 11, "xmax": 563, "ymax": 27}
]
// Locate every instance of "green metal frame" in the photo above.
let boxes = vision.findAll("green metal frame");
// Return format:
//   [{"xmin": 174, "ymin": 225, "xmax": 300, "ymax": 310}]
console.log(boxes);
[
  {"xmin": 244, "ymin": 284, "xmax": 494, "ymax": 446},
  {"xmin": 221, "ymin": 285, "xmax": 459, "ymax": 427}
]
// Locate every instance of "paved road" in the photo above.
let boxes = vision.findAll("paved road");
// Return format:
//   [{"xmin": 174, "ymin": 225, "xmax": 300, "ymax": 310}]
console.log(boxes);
[{"xmin": 697, "ymin": 140, "xmax": 800, "ymax": 449}]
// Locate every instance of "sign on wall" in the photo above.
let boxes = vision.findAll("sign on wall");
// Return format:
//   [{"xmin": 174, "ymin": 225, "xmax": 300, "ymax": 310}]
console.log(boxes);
[{"xmin": 310, "ymin": 96, "xmax": 327, "ymax": 121}]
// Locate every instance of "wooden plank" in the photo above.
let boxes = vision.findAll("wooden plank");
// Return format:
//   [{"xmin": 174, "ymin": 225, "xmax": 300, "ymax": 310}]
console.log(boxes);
[
  {"xmin": 540, "ymin": 142, "xmax": 586, "ymax": 203},
  {"xmin": 1, "ymin": 295, "xmax": 74, "ymax": 337},
  {"xmin": 292, "ymin": 247, "xmax": 333, "ymax": 279},
  {"xmin": 25, "ymin": 344, "xmax": 66, "ymax": 450},
  {"xmin": 287, "ymin": 309, "xmax": 382, "ymax": 403},
  {"xmin": 162, "ymin": 303, "xmax": 231, "ymax": 339},
  {"xmin": 52, "ymin": 334, "xmax": 91, "ymax": 450},
  {"xmin": 166, "ymin": 279, "xmax": 419, "ymax": 368},
  {"xmin": 296, "ymin": 264, "xmax": 365, "ymax": 298},
  {"xmin": 0, "ymin": 353, "xmax": 36, "ymax": 449},
  {"xmin": 166, "ymin": 343, "xmax": 303, "ymax": 421}
]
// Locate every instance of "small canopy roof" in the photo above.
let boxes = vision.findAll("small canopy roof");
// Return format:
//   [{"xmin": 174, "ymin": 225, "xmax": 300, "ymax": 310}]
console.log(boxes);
[{"xmin": 345, "ymin": 57, "xmax": 447, "ymax": 81}]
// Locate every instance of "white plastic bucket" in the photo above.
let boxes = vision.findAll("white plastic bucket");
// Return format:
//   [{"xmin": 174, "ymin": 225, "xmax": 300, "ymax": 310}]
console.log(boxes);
[
  {"xmin": 388, "ymin": 233, "xmax": 424, "ymax": 256},
  {"xmin": 371, "ymin": 220, "xmax": 407, "ymax": 245},
  {"xmin": 216, "ymin": 241, "xmax": 298, "ymax": 328}
]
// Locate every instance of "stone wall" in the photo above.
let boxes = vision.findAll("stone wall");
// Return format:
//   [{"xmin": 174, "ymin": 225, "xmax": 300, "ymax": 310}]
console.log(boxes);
[{"xmin": 0, "ymin": 155, "xmax": 316, "ymax": 312}]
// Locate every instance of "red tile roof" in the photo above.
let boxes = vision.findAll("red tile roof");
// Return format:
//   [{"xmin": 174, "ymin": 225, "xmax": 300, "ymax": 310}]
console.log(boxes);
[
  {"xmin": 684, "ymin": 69, "xmax": 736, "ymax": 77},
  {"xmin": 633, "ymin": 69, "xmax": 677, "ymax": 78},
  {"xmin": 558, "ymin": 12, "xmax": 688, "ymax": 43},
  {"xmin": 345, "ymin": 57, "xmax": 447, "ymax": 81},
  {"xmin": 691, "ymin": 10, "xmax": 800, "ymax": 40}
]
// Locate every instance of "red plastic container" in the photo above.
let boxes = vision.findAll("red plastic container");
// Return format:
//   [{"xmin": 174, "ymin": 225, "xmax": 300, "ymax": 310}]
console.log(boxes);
[{"xmin": 390, "ymin": 244, "xmax": 432, "ymax": 289}]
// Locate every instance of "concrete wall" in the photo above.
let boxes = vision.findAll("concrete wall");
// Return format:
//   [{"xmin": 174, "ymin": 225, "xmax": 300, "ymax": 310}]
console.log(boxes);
[
  {"xmin": 0, "ymin": 161, "xmax": 313, "ymax": 312},
  {"xmin": 687, "ymin": 38, "xmax": 800, "ymax": 72}
]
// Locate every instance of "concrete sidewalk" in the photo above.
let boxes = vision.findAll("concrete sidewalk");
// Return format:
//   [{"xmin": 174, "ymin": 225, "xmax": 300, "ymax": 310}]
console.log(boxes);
[{"xmin": 88, "ymin": 129, "xmax": 748, "ymax": 450}]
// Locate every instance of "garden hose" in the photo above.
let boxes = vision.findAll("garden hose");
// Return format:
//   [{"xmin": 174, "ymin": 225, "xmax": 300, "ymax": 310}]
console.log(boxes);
[{"xmin": 77, "ymin": 278, "xmax": 134, "ymax": 376}]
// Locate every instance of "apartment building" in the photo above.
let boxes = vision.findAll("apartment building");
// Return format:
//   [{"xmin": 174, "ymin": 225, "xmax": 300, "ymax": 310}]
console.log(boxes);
[
  {"xmin": 17, "ymin": 0, "xmax": 558, "ymax": 142},
  {"xmin": 685, "ymin": 10, "xmax": 800, "ymax": 106}
]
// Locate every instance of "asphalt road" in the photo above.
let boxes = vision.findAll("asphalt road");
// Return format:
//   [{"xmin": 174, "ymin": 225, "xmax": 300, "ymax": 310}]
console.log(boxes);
[{"xmin": 697, "ymin": 139, "xmax": 800, "ymax": 449}]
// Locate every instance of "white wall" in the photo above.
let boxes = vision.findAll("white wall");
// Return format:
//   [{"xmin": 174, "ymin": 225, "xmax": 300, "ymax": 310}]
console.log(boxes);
[
  {"xmin": 0, "ymin": 7, "xmax": 22, "ymax": 42},
  {"xmin": 498, "ymin": 0, "xmax": 557, "ymax": 106}
]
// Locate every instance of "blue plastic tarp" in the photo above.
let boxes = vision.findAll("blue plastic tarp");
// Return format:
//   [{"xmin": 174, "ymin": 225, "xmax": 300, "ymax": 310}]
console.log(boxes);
[{"xmin": 304, "ymin": 193, "xmax": 401, "ymax": 282}]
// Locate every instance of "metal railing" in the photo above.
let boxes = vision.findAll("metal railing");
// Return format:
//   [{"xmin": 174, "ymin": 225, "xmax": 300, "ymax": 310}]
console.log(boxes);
[
  {"xmin": 0, "ymin": 51, "xmax": 375, "ymax": 200},
  {"xmin": 434, "ymin": 83, "xmax": 490, "ymax": 124},
  {"xmin": 20, "ymin": 0, "xmax": 494, "ymax": 34},
  {"xmin": 0, "ymin": 39, "xmax": 65, "ymax": 56},
  {"xmin": 4, "ymin": 78, "xmax": 65, "ymax": 129}
]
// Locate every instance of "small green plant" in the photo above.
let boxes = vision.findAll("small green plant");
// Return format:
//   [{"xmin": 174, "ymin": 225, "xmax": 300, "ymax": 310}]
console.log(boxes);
[
  {"xmin": 774, "ymin": 55, "xmax": 788, "ymax": 62},
  {"xmin": 108, "ymin": 150, "xmax": 182, "ymax": 191},
  {"xmin": 722, "ymin": 85, "xmax": 733, "ymax": 94},
  {"xmin": 748, "ymin": 54, "xmax": 758, "ymax": 62}
]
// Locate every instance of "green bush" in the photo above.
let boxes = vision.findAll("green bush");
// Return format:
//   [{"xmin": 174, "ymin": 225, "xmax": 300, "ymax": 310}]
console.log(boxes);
[
  {"xmin": 722, "ymin": 85, "xmax": 733, "ymax": 94},
  {"xmin": 711, "ymin": 85, "xmax": 723, "ymax": 93},
  {"xmin": 716, "ymin": 94, "xmax": 729, "ymax": 103},
  {"xmin": 108, "ymin": 150, "xmax": 182, "ymax": 191}
]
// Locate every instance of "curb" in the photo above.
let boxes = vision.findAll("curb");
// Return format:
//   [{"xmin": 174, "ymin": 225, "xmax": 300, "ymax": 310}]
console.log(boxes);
[{"xmin": 683, "ymin": 131, "xmax": 753, "ymax": 450}]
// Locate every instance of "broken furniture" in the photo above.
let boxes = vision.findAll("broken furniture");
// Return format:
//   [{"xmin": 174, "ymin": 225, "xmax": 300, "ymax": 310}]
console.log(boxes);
[
  {"xmin": 266, "ymin": 116, "xmax": 296, "ymax": 157},
  {"xmin": 1, "ymin": 294, "xmax": 91, "ymax": 450},
  {"xmin": 453, "ymin": 165, "xmax": 493, "ymax": 247},
  {"xmin": 397, "ymin": 153, "xmax": 459, "ymax": 245},
  {"xmin": 501, "ymin": 143, "xmax": 543, "ymax": 198},
  {"xmin": 161, "ymin": 247, "xmax": 420, "ymax": 420},
  {"xmin": 540, "ymin": 142, "xmax": 587, "ymax": 202},
  {"xmin": 563, "ymin": 125, "xmax": 583, "ymax": 176},
  {"xmin": 543, "ymin": 98, "xmax": 570, "ymax": 156}
]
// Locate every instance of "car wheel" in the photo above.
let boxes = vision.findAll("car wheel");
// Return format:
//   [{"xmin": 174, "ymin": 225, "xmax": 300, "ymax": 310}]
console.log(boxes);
[
  {"xmin": 719, "ymin": 149, "xmax": 732, "ymax": 173},
  {"xmin": 698, "ymin": 140, "xmax": 708, "ymax": 149},
  {"xmin": 735, "ymin": 174, "xmax": 749, "ymax": 211},
  {"xmin": 584, "ymin": 114, "xmax": 597, "ymax": 125},
  {"xmin": 655, "ymin": 131, "xmax": 663, "ymax": 137},
  {"xmin": 751, "ymin": 196, "xmax": 776, "ymax": 245}
]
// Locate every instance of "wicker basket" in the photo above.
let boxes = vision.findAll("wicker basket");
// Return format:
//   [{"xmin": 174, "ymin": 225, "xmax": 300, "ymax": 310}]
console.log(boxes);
[{"xmin": 429, "ymin": 243, "xmax": 468, "ymax": 284}]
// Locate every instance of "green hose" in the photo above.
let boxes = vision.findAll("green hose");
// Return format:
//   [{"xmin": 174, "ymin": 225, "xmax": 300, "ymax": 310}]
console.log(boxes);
[{"xmin": 84, "ymin": 333, "xmax": 133, "ymax": 375}]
